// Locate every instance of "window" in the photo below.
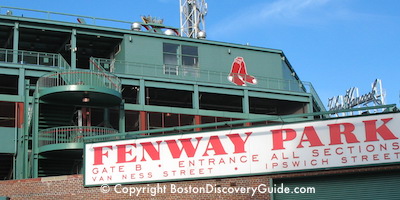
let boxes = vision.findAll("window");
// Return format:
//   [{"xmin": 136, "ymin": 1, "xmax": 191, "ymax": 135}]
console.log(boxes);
[
  {"xmin": 163, "ymin": 43, "xmax": 179, "ymax": 75},
  {"xmin": 148, "ymin": 112, "xmax": 194, "ymax": 135},
  {"xmin": 199, "ymin": 92, "xmax": 242, "ymax": 113},
  {"xmin": 182, "ymin": 45, "xmax": 199, "ymax": 77},
  {"xmin": 122, "ymin": 85, "xmax": 138, "ymax": 104},
  {"xmin": 125, "ymin": 110, "xmax": 139, "ymax": 132},
  {"xmin": 26, "ymin": 76, "xmax": 39, "ymax": 96},
  {"xmin": 249, "ymin": 97, "xmax": 307, "ymax": 115},
  {"xmin": 0, "ymin": 74, "xmax": 18, "ymax": 95},
  {"xmin": 163, "ymin": 43, "xmax": 199, "ymax": 76},
  {"xmin": 201, "ymin": 116, "xmax": 244, "ymax": 131},
  {"xmin": 0, "ymin": 102, "xmax": 15, "ymax": 127},
  {"xmin": 145, "ymin": 87, "xmax": 192, "ymax": 108}
]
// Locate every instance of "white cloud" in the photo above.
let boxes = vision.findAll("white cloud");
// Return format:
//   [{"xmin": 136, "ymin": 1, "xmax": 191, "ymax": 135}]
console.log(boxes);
[{"xmin": 259, "ymin": 0, "xmax": 330, "ymax": 19}]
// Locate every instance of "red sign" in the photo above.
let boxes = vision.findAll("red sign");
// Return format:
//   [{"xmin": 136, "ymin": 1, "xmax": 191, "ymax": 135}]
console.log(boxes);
[{"xmin": 228, "ymin": 57, "xmax": 257, "ymax": 86}]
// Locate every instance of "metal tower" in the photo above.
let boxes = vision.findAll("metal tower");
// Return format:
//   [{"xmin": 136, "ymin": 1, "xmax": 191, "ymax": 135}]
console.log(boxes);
[{"xmin": 180, "ymin": 0, "xmax": 207, "ymax": 39}]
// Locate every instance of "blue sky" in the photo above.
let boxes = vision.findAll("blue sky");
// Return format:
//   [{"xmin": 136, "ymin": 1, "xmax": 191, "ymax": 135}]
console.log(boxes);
[{"xmin": 1, "ymin": 0, "xmax": 399, "ymax": 107}]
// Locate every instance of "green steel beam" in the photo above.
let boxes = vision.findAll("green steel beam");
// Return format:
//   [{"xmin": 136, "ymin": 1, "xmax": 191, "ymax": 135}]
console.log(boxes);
[
  {"xmin": 18, "ymin": 24, "xmax": 71, "ymax": 33},
  {"xmin": 145, "ymin": 81, "xmax": 193, "ymax": 91},
  {"xmin": 139, "ymin": 79, "xmax": 145, "ymax": 105},
  {"xmin": 15, "ymin": 124, "xmax": 24, "ymax": 179},
  {"xmin": 0, "ymin": 61, "xmax": 59, "ymax": 73},
  {"xmin": 25, "ymin": 70, "xmax": 50, "ymax": 77},
  {"xmin": 199, "ymin": 86, "xmax": 243, "ymax": 96},
  {"xmin": 0, "ymin": 21, "xmax": 14, "ymax": 26},
  {"xmin": 0, "ymin": 94, "xmax": 23, "ymax": 102},
  {"xmin": 134, "ymin": 105, "xmax": 194, "ymax": 114},
  {"xmin": 119, "ymin": 100, "xmax": 126, "ymax": 135},
  {"xmin": 103, "ymin": 108, "xmax": 110, "ymax": 127},
  {"xmin": 243, "ymin": 89, "xmax": 249, "ymax": 114},
  {"xmin": 38, "ymin": 143, "xmax": 84, "ymax": 153},
  {"xmin": 76, "ymin": 30, "xmax": 123, "ymax": 39},
  {"xmin": 14, "ymin": 80, "xmax": 29, "ymax": 179},
  {"xmin": 23, "ymin": 80, "xmax": 30, "ymax": 179},
  {"xmin": 0, "ymin": 65, "xmax": 19, "ymax": 75},
  {"xmin": 12, "ymin": 22, "xmax": 19, "ymax": 63},
  {"xmin": 71, "ymin": 29, "xmax": 77, "ymax": 69},
  {"xmin": 248, "ymin": 90, "xmax": 310, "ymax": 102},
  {"xmin": 197, "ymin": 109, "xmax": 254, "ymax": 119},
  {"xmin": 18, "ymin": 68, "xmax": 25, "ymax": 96},
  {"xmin": 120, "ymin": 78, "xmax": 140, "ymax": 85},
  {"xmin": 32, "ymin": 92, "xmax": 39, "ymax": 178},
  {"xmin": 308, "ymin": 95, "xmax": 314, "ymax": 118},
  {"xmin": 193, "ymin": 85, "xmax": 199, "ymax": 109}
]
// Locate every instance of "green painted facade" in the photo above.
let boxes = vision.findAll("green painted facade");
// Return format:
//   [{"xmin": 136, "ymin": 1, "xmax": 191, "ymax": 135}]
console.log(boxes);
[
  {"xmin": 0, "ymin": 6, "xmax": 327, "ymax": 180},
  {"xmin": 118, "ymin": 34, "xmax": 286, "ymax": 80},
  {"xmin": 0, "ymin": 127, "xmax": 15, "ymax": 154}
]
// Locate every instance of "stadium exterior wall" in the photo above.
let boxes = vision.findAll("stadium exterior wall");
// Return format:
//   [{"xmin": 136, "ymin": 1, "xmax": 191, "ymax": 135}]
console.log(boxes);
[{"xmin": 0, "ymin": 165, "xmax": 399, "ymax": 199}]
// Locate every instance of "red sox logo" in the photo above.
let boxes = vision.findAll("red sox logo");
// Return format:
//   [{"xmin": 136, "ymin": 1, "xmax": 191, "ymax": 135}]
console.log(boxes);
[{"xmin": 227, "ymin": 57, "xmax": 257, "ymax": 86}]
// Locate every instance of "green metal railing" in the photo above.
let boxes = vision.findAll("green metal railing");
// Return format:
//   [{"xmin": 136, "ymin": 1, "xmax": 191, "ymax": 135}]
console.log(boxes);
[
  {"xmin": 91, "ymin": 57, "xmax": 308, "ymax": 93},
  {"xmin": 91, "ymin": 57, "xmax": 326, "ymax": 110},
  {"xmin": 302, "ymin": 82, "xmax": 327, "ymax": 111},
  {"xmin": 89, "ymin": 57, "xmax": 123, "ymax": 91},
  {"xmin": 90, "ymin": 57, "xmax": 116, "ymax": 72},
  {"xmin": 92, "ymin": 57, "xmax": 326, "ymax": 110},
  {"xmin": 38, "ymin": 126, "xmax": 119, "ymax": 147},
  {"xmin": 0, "ymin": 48, "xmax": 70, "ymax": 68},
  {"xmin": 83, "ymin": 104, "xmax": 398, "ymax": 142},
  {"xmin": 37, "ymin": 69, "xmax": 121, "ymax": 92},
  {"xmin": 0, "ymin": 6, "xmax": 133, "ymax": 29}
]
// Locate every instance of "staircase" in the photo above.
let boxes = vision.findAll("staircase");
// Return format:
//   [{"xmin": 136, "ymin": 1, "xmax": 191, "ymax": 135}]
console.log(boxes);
[
  {"xmin": 38, "ymin": 154, "xmax": 82, "ymax": 177},
  {"xmin": 90, "ymin": 57, "xmax": 120, "ymax": 91},
  {"xmin": 39, "ymin": 104, "xmax": 75, "ymax": 131},
  {"xmin": 28, "ymin": 58, "xmax": 122, "ymax": 179},
  {"xmin": 36, "ymin": 103, "xmax": 82, "ymax": 177}
]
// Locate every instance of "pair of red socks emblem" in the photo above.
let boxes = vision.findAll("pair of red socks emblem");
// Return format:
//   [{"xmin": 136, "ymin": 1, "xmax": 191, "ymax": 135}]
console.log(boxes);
[{"xmin": 228, "ymin": 57, "xmax": 257, "ymax": 86}]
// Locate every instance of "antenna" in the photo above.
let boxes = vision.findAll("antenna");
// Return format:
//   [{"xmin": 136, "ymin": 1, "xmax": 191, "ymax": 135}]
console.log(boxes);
[{"xmin": 180, "ymin": 0, "xmax": 207, "ymax": 39}]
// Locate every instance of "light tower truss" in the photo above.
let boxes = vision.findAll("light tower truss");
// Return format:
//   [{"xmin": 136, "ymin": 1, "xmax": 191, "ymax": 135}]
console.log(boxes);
[{"xmin": 180, "ymin": 0, "xmax": 207, "ymax": 39}]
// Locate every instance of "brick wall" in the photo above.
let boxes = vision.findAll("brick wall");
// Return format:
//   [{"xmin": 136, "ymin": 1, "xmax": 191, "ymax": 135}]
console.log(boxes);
[{"xmin": 0, "ymin": 165, "xmax": 399, "ymax": 200}]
